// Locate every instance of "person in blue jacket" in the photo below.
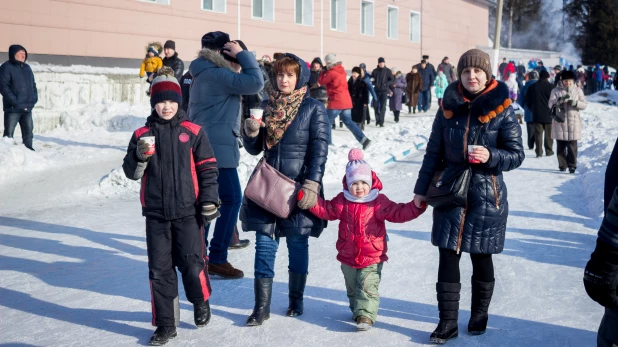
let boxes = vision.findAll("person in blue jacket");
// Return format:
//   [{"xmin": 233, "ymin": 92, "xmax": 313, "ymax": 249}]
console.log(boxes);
[
  {"xmin": 0, "ymin": 45, "xmax": 38, "ymax": 150},
  {"xmin": 188, "ymin": 31, "xmax": 264, "ymax": 279},
  {"xmin": 520, "ymin": 70, "xmax": 538, "ymax": 150}
]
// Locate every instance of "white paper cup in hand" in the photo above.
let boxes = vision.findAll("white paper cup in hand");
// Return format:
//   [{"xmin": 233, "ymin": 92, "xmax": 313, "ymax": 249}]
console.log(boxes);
[
  {"xmin": 468, "ymin": 145, "xmax": 481, "ymax": 164},
  {"xmin": 141, "ymin": 136, "xmax": 156, "ymax": 155},
  {"xmin": 250, "ymin": 109, "xmax": 264, "ymax": 121}
]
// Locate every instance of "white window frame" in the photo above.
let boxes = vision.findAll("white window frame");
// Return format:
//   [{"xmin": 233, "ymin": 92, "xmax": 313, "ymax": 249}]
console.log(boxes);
[
  {"xmin": 252, "ymin": 0, "xmax": 276, "ymax": 22},
  {"xmin": 139, "ymin": 0, "xmax": 170, "ymax": 5},
  {"xmin": 294, "ymin": 0, "xmax": 314, "ymax": 27},
  {"xmin": 330, "ymin": 0, "xmax": 347, "ymax": 32},
  {"xmin": 360, "ymin": 0, "xmax": 374, "ymax": 37},
  {"xmin": 201, "ymin": 0, "xmax": 226, "ymax": 13},
  {"xmin": 387, "ymin": 5, "xmax": 398, "ymax": 40},
  {"xmin": 409, "ymin": 10, "xmax": 421, "ymax": 43}
]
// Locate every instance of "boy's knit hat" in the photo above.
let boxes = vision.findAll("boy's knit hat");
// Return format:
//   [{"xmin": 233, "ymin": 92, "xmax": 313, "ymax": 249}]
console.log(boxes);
[
  {"xmin": 346, "ymin": 149, "xmax": 372, "ymax": 189},
  {"xmin": 150, "ymin": 67, "xmax": 182, "ymax": 108},
  {"xmin": 148, "ymin": 46, "xmax": 159, "ymax": 56}
]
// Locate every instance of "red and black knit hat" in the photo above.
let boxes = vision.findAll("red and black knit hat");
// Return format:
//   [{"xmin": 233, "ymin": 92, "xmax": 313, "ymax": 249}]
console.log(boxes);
[{"xmin": 150, "ymin": 67, "xmax": 182, "ymax": 108}]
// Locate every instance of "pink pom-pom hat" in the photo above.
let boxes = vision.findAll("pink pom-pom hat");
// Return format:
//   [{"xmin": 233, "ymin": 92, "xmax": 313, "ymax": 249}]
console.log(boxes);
[{"xmin": 346, "ymin": 148, "xmax": 372, "ymax": 189}]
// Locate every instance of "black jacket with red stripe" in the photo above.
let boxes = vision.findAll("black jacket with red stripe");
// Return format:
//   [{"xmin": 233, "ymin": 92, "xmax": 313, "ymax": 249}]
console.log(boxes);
[{"xmin": 123, "ymin": 109, "xmax": 219, "ymax": 220}]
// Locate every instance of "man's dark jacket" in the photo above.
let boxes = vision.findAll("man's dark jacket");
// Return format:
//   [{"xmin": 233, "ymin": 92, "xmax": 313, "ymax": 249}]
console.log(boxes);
[
  {"xmin": 0, "ymin": 45, "xmax": 38, "ymax": 113},
  {"xmin": 525, "ymin": 79, "xmax": 554, "ymax": 124},
  {"xmin": 162, "ymin": 52, "xmax": 185, "ymax": 83}
]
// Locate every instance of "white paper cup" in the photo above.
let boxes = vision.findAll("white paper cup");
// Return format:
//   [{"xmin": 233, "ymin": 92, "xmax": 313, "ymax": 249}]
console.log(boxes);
[
  {"xmin": 250, "ymin": 109, "xmax": 264, "ymax": 120},
  {"xmin": 141, "ymin": 136, "xmax": 156, "ymax": 155},
  {"xmin": 468, "ymin": 145, "xmax": 481, "ymax": 163}
]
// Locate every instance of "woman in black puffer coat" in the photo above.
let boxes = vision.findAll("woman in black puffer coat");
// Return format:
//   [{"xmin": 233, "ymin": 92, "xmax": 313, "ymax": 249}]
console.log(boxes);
[
  {"xmin": 412, "ymin": 49, "xmax": 525, "ymax": 344},
  {"xmin": 240, "ymin": 53, "xmax": 330, "ymax": 326}
]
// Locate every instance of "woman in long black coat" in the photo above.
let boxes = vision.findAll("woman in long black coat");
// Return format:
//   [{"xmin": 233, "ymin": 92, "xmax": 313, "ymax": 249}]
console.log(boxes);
[
  {"xmin": 240, "ymin": 53, "xmax": 330, "ymax": 326},
  {"xmin": 348, "ymin": 66, "xmax": 369, "ymax": 129},
  {"xmin": 412, "ymin": 49, "xmax": 525, "ymax": 344}
]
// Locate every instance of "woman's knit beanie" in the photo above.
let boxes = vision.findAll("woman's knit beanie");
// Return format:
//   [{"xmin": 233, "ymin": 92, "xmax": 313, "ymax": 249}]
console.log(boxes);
[
  {"xmin": 346, "ymin": 149, "xmax": 372, "ymax": 189},
  {"xmin": 150, "ymin": 67, "xmax": 182, "ymax": 108},
  {"xmin": 457, "ymin": 49, "xmax": 492, "ymax": 81}
]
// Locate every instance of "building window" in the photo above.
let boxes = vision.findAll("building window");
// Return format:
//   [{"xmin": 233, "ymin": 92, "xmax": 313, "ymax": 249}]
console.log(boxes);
[
  {"xmin": 360, "ymin": 0, "xmax": 374, "ymax": 36},
  {"xmin": 387, "ymin": 6, "xmax": 398, "ymax": 39},
  {"xmin": 295, "ymin": 0, "xmax": 314, "ymax": 26},
  {"xmin": 410, "ymin": 11, "xmax": 421, "ymax": 43},
  {"xmin": 330, "ymin": 0, "xmax": 347, "ymax": 32},
  {"xmin": 253, "ymin": 0, "xmax": 275, "ymax": 22},
  {"xmin": 202, "ymin": 0, "xmax": 225, "ymax": 13},
  {"xmin": 140, "ymin": 0, "xmax": 169, "ymax": 5}
]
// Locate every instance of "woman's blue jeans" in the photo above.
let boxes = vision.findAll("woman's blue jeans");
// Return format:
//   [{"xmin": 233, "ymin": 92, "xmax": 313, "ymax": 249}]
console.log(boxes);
[
  {"xmin": 326, "ymin": 109, "xmax": 367, "ymax": 145},
  {"xmin": 254, "ymin": 232, "xmax": 309, "ymax": 278}
]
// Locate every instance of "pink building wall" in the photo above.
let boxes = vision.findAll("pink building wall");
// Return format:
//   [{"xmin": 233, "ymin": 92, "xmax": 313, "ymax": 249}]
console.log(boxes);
[{"xmin": 0, "ymin": 0, "xmax": 489, "ymax": 71}]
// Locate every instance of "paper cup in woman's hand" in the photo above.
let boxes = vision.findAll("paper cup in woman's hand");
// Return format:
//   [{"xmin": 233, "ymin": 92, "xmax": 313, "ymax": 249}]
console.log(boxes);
[{"xmin": 468, "ymin": 145, "xmax": 481, "ymax": 164}]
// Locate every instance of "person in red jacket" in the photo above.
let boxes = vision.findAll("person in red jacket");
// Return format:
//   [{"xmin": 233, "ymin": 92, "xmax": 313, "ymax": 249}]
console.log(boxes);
[
  {"xmin": 318, "ymin": 54, "xmax": 371, "ymax": 149},
  {"xmin": 299, "ymin": 149, "xmax": 426, "ymax": 331}
]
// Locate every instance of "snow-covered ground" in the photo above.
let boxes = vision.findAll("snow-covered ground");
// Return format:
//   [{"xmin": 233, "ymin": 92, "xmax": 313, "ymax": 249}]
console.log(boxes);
[{"xmin": 0, "ymin": 92, "xmax": 616, "ymax": 346}]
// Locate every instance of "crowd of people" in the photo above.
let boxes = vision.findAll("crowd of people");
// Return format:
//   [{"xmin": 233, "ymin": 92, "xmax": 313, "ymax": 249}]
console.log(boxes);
[{"xmin": 0, "ymin": 35, "xmax": 617, "ymax": 347}]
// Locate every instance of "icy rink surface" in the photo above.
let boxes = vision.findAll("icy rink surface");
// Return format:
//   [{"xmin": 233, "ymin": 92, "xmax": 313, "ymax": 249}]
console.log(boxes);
[{"xmin": 1, "ymin": 92, "xmax": 617, "ymax": 346}]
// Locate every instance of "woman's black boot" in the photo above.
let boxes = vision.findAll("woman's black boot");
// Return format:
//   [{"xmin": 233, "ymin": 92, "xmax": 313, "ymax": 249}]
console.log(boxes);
[
  {"xmin": 468, "ymin": 279, "xmax": 495, "ymax": 335},
  {"xmin": 430, "ymin": 282, "xmax": 461, "ymax": 344},
  {"xmin": 247, "ymin": 278, "xmax": 273, "ymax": 326},
  {"xmin": 286, "ymin": 271, "xmax": 307, "ymax": 317}
]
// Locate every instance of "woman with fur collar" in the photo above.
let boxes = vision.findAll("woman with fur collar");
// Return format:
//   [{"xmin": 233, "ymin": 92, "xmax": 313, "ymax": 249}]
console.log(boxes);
[{"xmin": 413, "ymin": 49, "xmax": 525, "ymax": 344}]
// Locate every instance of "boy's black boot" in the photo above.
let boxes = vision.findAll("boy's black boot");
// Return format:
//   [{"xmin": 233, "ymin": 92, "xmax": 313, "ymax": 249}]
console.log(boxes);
[
  {"xmin": 247, "ymin": 278, "xmax": 273, "ymax": 326},
  {"xmin": 149, "ymin": 326, "xmax": 177, "ymax": 346},
  {"xmin": 194, "ymin": 300, "xmax": 211, "ymax": 327},
  {"xmin": 430, "ymin": 282, "xmax": 461, "ymax": 344},
  {"xmin": 468, "ymin": 278, "xmax": 495, "ymax": 335},
  {"xmin": 286, "ymin": 271, "xmax": 307, "ymax": 317}
]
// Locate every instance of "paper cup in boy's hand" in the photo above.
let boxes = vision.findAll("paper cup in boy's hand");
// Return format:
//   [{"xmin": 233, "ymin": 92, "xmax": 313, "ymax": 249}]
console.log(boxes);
[
  {"xmin": 141, "ymin": 136, "xmax": 156, "ymax": 155},
  {"xmin": 468, "ymin": 145, "xmax": 481, "ymax": 164},
  {"xmin": 250, "ymin": 109, "xmax": 264, "ymax": 123}
]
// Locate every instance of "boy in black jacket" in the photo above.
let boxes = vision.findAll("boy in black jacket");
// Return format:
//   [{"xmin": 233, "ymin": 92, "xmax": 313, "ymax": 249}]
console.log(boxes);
[{"xmin": 123, "ymin": 71, "xmax": 220, "ymax": 346}]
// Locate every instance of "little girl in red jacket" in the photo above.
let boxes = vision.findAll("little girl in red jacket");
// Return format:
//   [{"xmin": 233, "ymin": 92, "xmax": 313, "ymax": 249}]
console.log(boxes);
[{"xmin": 299, "ymin": 148, "xmax": 426, "ymax": 331}]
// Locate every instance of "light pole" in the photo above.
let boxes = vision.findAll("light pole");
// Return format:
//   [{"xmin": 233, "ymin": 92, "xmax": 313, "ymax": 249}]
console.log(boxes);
[{"xmin": 493, "ymin": 0, "xmax": 504, "ymax": 78}]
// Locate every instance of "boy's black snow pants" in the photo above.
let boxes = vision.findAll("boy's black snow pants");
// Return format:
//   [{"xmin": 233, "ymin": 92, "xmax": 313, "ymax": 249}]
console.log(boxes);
[{"xmin": 146, "ymin": 214, "xmax": 211, "ymax": 327}]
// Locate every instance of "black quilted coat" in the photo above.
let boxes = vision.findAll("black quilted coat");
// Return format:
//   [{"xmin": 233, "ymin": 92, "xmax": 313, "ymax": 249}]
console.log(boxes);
[
  {"xmin": 414, "ymin": 80, "xmax": 525, "ymax": 254},
  {"xmin": 240, "ymin": 53, "xmax": 330, "ymax": 238}
]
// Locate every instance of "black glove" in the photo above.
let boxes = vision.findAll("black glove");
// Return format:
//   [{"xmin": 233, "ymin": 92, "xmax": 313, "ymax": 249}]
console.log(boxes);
[
  {"xmin": 583, "ymin": 240, "xmax": 618, "ymax": 309},
  {"xmin": 201, "ymin": 203, "xmax": 221, "ymax": 226}
]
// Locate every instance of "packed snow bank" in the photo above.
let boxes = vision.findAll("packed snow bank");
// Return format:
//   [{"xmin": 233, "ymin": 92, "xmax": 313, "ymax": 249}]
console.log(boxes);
[
  {"xmin": 576, "ymin": 101, "xmax": 618, "ymax": 218},
  {"xmin": 29, "ymin": 62, "xmax": 138, "ymax": 75},
  {"xmin": 96, "ymin": 168, "xmax": 141, "ymax": 196},
  {"xmin": 0, "ymin": 140, "xmax": 49, "ymax": 183},
  {"xmin": 58, "ymin": 101, "xmax": 150, "ymax": 132},
  {"xmin": 587, "ymin": 90, "xmax": 618, "ymax": 106}
]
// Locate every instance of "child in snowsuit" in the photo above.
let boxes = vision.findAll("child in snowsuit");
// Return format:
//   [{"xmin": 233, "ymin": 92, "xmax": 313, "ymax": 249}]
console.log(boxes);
[
  {"xmin": 434, "ymin": 70, "xmax": 448, "ymax": 107},
  {"xmin": 122, "ymin": 71, "xmax": 220, "ymax": 346},
  {"xmin": 300, "ymin": 149, "xmax": 426, "ymax": 331},
  {"xmin": 140, "ymin": 46, "xmax": 163, "ymax": 81}
]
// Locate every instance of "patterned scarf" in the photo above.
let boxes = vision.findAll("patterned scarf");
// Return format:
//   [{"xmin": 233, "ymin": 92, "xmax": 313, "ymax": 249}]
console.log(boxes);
[{"xmin": 265, "ymin": 85, "xmax": 308, "ymax": 149}]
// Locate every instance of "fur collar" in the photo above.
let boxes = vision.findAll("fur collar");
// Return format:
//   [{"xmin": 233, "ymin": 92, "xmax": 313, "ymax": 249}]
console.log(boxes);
[
  {"xmin": 197, "ymin": 48, "xmax": 235, "ymax": 71},
  {"xmin": 441, "ymin": 79, "xmax": 511, "ymax": 124}
]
